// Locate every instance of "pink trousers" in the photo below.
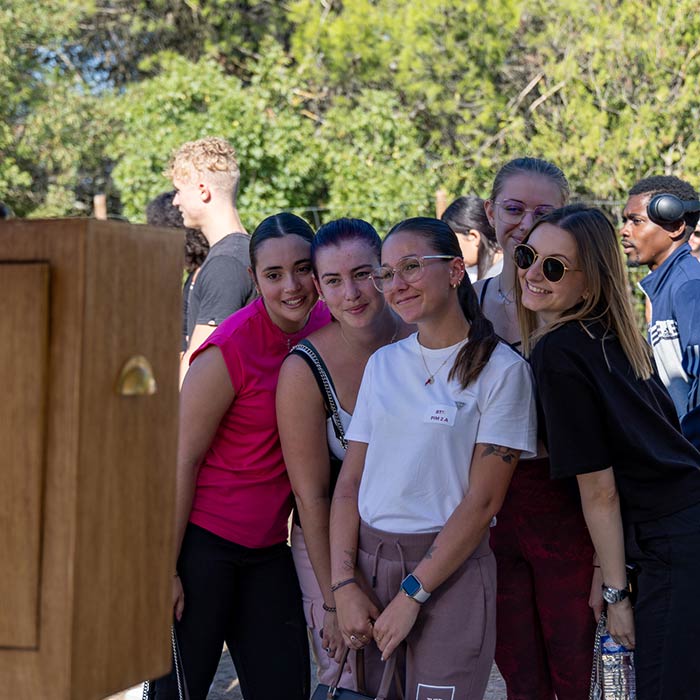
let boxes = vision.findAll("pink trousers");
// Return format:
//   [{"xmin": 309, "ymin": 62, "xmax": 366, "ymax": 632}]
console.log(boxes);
[
  {"xmin": 357, "ymin": 521, "xmax": 497, "ymax": 700},
  {"xmin": 290, "ymin": 524, "xmax": 356, "ymax": 689}
]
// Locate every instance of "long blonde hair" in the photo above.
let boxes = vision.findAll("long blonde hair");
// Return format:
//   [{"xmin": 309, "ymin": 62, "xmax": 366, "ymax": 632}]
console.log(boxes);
[{"xmin": 517, "ymin": 205, "xmax": 653, "ymax": 380}]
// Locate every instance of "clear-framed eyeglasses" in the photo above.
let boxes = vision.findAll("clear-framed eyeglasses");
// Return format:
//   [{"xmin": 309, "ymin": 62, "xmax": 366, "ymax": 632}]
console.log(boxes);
[
  {"xmin": 370, "ymin": 255, "xmax": 456, "ymax": 292},
  {"xmin": 494, "ymin": 201, "xmax": 555, "ymax": 225}
]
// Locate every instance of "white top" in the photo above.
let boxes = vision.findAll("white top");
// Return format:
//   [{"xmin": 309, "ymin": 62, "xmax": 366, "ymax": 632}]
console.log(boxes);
[{"xmin": 346, "ymin": 333, "xmax": 537, "ymax": 533}]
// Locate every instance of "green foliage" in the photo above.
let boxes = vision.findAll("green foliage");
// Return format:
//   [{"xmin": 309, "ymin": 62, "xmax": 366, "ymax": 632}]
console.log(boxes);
[
  {"xmin": 3, "ymin": 0, "xmax": 700, "ymax": 254},
  {"xmin": 108, "ymin": 46, "xmax": 326, "ymax": 224},
  {"xmin": 319, "ymin": 90, "xmax": 437, "ymax": 231}
]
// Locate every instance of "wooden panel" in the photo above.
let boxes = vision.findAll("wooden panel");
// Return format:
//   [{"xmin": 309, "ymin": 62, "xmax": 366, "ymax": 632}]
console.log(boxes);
[
  {"xmin": 0, "ymin": 263, "xmax": 49, "ymax": 648},
  {"xmin": 71, "ymin": 221, "xmax": 181, "ymax": 699},
  {"xmin": 0, "ymin": 220, "xmax": 86, "ymax": 699}
]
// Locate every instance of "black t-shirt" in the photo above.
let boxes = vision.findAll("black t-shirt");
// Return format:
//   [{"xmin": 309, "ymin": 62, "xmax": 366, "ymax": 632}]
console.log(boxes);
[
  {"xmin": 531, "ymin": 320, "xmax": 700, "ymax": 523},
  {"xmin": 186, "ymin": 232, "xmax": 256, "ymax": 341}
]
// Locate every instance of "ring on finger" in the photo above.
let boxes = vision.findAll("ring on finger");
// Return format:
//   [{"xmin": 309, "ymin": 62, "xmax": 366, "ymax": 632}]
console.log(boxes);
[{"xmin": 350, "ymin": 634, "xmax": 358, "ymax": 643}]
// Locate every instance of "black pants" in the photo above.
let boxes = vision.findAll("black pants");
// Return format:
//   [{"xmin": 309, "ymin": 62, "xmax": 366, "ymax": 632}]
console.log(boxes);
[
  {"xmin": 625, "ymin": 501, "xmax": 700, "ymax": 700},
  {"xmin": 153, "ymin": 524, "xmax": 309, "ymax": 700}
]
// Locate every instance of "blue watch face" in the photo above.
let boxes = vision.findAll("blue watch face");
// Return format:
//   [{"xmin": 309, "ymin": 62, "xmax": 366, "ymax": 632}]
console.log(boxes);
[{"xmin": 402, "ymin": 574, "xmax": 421, "ymax": 597}]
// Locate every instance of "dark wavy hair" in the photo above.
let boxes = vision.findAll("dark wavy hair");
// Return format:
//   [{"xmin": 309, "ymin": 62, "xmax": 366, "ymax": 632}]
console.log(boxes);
[
  {"xmin": 146, "ymin": 190, "xmax": 209, "ymax": 272},
  {"xmin": 384, "ymin": 217, "xmax": 499, "ymax": 389},
  {"xmin": 249, "ymin": 212, "xmax": 315, "ymax": 271},
  {"xmin": 441, "ymin": 195, "xmax": 499, "ymax": 278}
]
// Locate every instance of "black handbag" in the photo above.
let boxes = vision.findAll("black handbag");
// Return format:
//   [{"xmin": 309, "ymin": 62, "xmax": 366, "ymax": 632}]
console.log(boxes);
[
  {"xmin": 142, "ymin": 626, "xmax": 191, "ymax": 700},
  {"xmin": 311, "ymin": 647, "xmax": 403, "ymax": 700}
]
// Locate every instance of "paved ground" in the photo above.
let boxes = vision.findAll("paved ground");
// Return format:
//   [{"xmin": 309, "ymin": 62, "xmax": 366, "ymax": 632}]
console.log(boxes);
[{"xmin": 106, "ymin": 647, "xmax": 507, "ymax": 699}]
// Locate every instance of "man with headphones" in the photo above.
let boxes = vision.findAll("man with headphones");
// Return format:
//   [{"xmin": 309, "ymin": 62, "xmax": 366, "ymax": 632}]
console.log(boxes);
[{"xmin": 621, "ymin": 175, "xmax": 700, "ymax": 450}]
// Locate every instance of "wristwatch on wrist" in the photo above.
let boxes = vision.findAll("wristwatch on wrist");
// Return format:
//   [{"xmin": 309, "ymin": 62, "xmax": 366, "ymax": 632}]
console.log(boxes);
[
  {"xmin": 400, "ymin": 573, "xmax": 431, "ymax": 604},
  {"xmin": 601, "ymin": 584, "xmax": 630, "ymax": 605}
]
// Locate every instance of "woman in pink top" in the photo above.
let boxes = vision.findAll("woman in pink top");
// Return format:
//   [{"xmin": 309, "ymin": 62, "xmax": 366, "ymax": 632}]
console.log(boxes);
[{"xmin": 154, "ymin": 213, "xmax": 330, "ymax": 700}]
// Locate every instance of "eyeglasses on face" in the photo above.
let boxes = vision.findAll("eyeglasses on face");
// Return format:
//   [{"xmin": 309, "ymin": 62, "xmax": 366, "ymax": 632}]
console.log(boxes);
[
  {"xmin": 513, "ymin": 243, "xmax": 580, "ymax": 283},
  {"xmin": 370, "ymin": 255, "xmax": 456, "ymax": 292},
  {"xmin": 494, "ymin": 201, "xmax": 555, "ymax": 224}
]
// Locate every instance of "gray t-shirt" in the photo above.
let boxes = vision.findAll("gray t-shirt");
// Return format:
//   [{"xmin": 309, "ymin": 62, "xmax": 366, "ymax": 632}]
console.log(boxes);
[{"xmin": 186, "ymin": 232, "xmax": 256, "ymax": 342}]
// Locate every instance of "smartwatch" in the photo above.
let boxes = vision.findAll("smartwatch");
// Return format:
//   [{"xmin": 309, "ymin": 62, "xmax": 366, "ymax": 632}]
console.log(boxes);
[
  {"xmin": 400, "ymin": 573, "xmax": 431, "ymax": 604},
  {"xmin": 601, "ymin": 584, "xmax": 630, "ymax": 605}
]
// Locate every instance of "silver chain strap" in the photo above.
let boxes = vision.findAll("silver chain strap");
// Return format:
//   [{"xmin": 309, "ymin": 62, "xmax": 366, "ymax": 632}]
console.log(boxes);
[
  {"xmin": 142, "ymin": 626, "xmax": 187, "ymax": 700},
  {"xmin": 291, "ymin": 343, "xmax": 348, "ymax": 449}
]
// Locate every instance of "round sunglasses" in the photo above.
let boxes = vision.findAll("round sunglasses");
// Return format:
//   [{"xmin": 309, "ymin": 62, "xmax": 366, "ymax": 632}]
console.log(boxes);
[{"xmin": 513, "ymin": 243, "xmax": 580, "ymax": 283}]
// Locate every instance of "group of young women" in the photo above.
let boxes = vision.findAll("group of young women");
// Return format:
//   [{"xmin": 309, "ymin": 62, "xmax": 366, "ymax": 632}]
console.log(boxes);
[{"xmin": 157, "ymin": 158, "xmax": 700, "ymax": 700}]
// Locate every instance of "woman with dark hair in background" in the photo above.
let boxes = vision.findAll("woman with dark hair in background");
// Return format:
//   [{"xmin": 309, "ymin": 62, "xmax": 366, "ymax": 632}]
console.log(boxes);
[
  {"xmin": 156, "ymin": 213, "xmax": 330, "ymax": 700},
  {"xmin": 442, "ymin": 195, "xmax": 502, "ymax": 282},
  {"xmin": 517, "ymin": 204, "xmax": 700, "ymax": 700},
  {"xmin": 146, "ymin": 190, "xmax": 210, "ymax": 353},
  {"xmin": 330, "ymin": 217, "xmax": 536, "ymax": 699},
  {"xmin": 473, "ymin": 158, "xmax": 596, "ymax": 700},
  {"xmin": 277, "ymin": 218, "xmax": 412, "ymax": 688}
]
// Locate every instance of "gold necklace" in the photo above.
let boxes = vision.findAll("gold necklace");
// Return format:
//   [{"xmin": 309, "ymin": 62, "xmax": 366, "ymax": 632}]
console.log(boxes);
[{"xmin": 417, "ymin": 334, "xmax": 466, "ymax": 386}]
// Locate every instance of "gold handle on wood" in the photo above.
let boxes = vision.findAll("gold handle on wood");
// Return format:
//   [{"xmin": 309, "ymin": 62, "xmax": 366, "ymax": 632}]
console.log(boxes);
[{"xmin": 116, "ymin": 355, "xmax": 157, "ymax": 396}]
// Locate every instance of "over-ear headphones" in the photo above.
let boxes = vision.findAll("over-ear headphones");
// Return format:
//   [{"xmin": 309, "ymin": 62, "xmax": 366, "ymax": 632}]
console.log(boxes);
[{"xmin": 647, "ymin": 194, "xmax": 700, "ymax": 225}]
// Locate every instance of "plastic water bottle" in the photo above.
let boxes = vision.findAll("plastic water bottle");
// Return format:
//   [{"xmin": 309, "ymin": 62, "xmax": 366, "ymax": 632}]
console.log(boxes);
[{"xmin": 599, "ymin": 633, "xmax": 636, "ymax": 699}]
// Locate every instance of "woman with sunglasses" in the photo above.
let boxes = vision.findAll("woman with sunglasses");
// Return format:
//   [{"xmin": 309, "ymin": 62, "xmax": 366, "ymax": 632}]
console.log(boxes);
[
  {"xmin": 473, "ymin": 158, "xmax": 596, "ymax": 700},
  {"xmin": 330, "ymin": 217, "xmax": 537, "ymax": 699},
  {"xmin": 159, "ymin": 213, "xmax": 330, "ymax": 700},
  {"xmin": 277, "ymin": 218, "xmax": 412, "ymax": 688},
  {"xmin": 516, "ymin": 204, "xmax": 700, "ymax": 700}
]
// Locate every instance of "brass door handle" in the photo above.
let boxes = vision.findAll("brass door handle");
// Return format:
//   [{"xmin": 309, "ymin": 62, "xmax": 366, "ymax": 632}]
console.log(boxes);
[{"xmin": 116, "ymin": 355, "xmax": 157, "ymax": 396}]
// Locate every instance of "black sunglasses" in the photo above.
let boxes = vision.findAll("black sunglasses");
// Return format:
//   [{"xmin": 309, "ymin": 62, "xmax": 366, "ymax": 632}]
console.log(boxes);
[{"xmin": 513, "ymin": 243, "xmax": 580, "ymax": 283}]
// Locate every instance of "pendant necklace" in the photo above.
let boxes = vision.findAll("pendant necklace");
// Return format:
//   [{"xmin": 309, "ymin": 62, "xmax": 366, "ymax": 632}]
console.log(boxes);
[{"xmin": 418, "ymin": 334, "xmax": 466, "ymax": 386}]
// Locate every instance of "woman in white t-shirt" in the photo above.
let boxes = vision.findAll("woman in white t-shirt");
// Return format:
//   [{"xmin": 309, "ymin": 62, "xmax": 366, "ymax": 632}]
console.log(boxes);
[{"xmin": 330, "ymin": 217, "xmax": 537, "ymax": 699}]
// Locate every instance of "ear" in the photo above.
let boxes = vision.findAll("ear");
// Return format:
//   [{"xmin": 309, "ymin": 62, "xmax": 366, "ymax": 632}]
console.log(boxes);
[
  {"xmin": 484, "ymin": 199, "xmax": 496, "ymax": 228},
  {"xmin": 468, "ymin": 228, "xmax": 482, "ymax": 244},
  {"xmin": 198, "ymin": 182, "xmax": 212, "ymax": 203},
  {"xmin": 449, "ymin": 256, "xmax": 466, "ymax": 286}
]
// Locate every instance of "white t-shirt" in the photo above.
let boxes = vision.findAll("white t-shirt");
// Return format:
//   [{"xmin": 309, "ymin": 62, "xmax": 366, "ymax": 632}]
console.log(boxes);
[{"xmin": 346, "ymin": 333, "xmax": 537, "ymax": 534}]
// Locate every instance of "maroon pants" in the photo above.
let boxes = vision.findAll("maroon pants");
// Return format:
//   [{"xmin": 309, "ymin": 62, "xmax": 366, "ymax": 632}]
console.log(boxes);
[{"xmin": 490, "ymin": 458, "xmax": 595, "ymax": 700}]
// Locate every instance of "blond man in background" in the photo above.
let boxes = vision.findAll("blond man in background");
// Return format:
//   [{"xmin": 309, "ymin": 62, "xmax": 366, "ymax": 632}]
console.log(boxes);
[{"xmin": 169, "ymin": 137, "xmax": 256, "ymax": 385}]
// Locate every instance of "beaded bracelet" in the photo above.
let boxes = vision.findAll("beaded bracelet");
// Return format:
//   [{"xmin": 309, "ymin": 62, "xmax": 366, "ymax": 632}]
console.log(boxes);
[
  {"xmin": 322, "ymin": 603, "xmax": 337, "ymax": 613},
  {"xmin": 330, "ymin": 577, "xmax": 357, "ymax": 593}
]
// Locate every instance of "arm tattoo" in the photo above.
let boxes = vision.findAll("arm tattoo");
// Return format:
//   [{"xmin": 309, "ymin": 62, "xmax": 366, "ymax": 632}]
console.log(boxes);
[
  {"xmin": 342, "ymin": 548, "xmax": 356, "ymax": 572},
  {"xmin": 423, "ymin": 545, "xmax": 437, "ymax": 560},
  {"xmin": 481, "ymin": 444, "xmax": 517, "ymax": 464}
]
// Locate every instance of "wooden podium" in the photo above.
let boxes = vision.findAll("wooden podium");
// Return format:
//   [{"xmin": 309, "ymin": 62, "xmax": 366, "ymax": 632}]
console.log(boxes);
[{"xmin": 0, "ymin": 219, "xmax": 182, "ymax": 699}]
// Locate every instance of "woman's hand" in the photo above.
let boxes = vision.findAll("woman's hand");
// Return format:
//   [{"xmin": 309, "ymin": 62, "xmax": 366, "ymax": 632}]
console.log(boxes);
[
  {"xmin": 372, "ymin": 593, "xmax": 420, "ymax": 661},
  {"xmin": 589, "ymin": 567, "xmax": 604, "ymax": 622},
  {"xmin": 335, "ymin": 584, "xmax": 379, "ymax": 651},
  {"xmin": 606, "ymin": 599, "xmax": 635, "ymax": 650},
  {"xmin": 173, "ymin": 575, "xmax": 185, "ymax": 622},
  {"xmin": 320, "ymin": 609, "xmax": 346, "ymax": 662}
]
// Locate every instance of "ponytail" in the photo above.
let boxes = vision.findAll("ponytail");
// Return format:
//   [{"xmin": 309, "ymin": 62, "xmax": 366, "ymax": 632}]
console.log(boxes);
[{"xmin": 448, "ymin": 275, "xmax": 499, "ymax": 389}]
